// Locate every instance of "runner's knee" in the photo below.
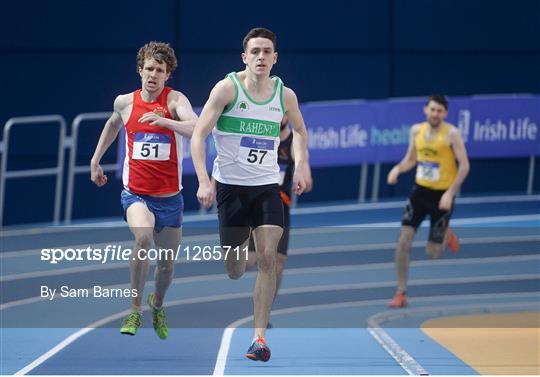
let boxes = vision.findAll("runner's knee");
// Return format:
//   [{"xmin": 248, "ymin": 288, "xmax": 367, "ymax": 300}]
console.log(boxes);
[
  {"xmin": 134, "ymin": 232, "xmax": 153, "ymax": 250},
  {"xmin": 257, "ymin": 253, "xmax": 276, "ymax": 274},
  {"xmin": 397, "ymin": 227, "xmax": 415, "ymax": 251}
]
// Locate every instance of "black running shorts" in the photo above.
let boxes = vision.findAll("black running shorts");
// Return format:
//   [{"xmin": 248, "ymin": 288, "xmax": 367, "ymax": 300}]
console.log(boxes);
[
  {"xmin": 216, "ymin": 181, "xmax": 284, "ymax": 249},
  {"xmin": 401, "ymin": 184, "xmax": 454, "ymax": 244}
]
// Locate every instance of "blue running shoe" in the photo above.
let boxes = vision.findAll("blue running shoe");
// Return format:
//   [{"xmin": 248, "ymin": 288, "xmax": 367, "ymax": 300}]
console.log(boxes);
[{"xmin": 246, "ymin": 336, "xmax": 271, "ymax": 362}]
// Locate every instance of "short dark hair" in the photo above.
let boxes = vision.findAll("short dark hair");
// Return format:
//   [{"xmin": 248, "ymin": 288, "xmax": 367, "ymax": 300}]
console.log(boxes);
[
  {"xmin": 136, "ymin": 41, "xmax": 178, "ymax": 73},
  {"xmin": 426, "ymin": 94, "xmax": 448, "ymax": 110},
  {"xmin": 243, "ymin": 27, "xmax": 277, "ymax": 51}
]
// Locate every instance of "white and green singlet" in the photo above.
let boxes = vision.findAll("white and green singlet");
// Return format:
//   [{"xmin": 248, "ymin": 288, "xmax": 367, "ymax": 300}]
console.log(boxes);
[{"xmin": 212, "ymin": 72, "xmax": 285, "ymax": 186}]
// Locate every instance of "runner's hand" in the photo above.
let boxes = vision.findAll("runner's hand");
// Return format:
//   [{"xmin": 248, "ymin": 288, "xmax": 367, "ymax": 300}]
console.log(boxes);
[
  {"xmin": 387, "ymin": 166, "xmax": 399, "ymax": 185},
  {"xmin": 91, "ymin": 162, "xmax": 108, "ymax": 187},
  {"xmin": 292, "ymin": 171, "xmax": 307, "ymax": 196},
  {"xmin": 138, "ymin": 112, "xmax": 169, "ymax": 128},
  {"xmin": 197, "ymin": 181, "xmax": 215, "ymax": 208}
]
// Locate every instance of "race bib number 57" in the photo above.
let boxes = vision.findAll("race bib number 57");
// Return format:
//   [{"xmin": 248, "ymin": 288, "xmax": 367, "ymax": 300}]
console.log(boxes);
[
  {"xmin": 132, "ymin": 133, "xmax": 171, "ymax": 161},
  {"xmin": 237, "ymin": 137, "xmax": 275, "ymax": 166}
]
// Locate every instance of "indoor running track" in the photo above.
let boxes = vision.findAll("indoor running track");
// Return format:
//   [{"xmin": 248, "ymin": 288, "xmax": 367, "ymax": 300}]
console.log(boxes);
[{"xmin": 1, "ymin": 194, "xmax": 539, "ymax": 375}]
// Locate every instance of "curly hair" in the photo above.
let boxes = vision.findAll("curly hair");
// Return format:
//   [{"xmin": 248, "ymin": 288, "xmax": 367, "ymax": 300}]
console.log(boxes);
[{"xmin": 136, "ymin": 41, "xmax": 178, "ymax": 73}]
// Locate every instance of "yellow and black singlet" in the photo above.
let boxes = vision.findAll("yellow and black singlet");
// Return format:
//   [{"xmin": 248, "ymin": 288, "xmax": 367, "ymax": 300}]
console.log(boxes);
[{"xmin": 415, "ymin": 122, "xmax": 457, "ymax": 190}]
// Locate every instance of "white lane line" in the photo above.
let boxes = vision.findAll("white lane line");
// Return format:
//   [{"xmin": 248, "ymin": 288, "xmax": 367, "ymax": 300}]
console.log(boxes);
[
  {"xmin": 2, "ymin": 233, "xmax": 538, "ymax": 281},
  {"xmin": 14, "ymin": 292, "xmax": 256, "ymax": 375},
  {"xmin": 284, "ymin": 254, "xmax": 540, "ymax": 276},
  {"xmin": 367, "ymin": 326, "xmax": 429, "ymax": 375},
  {"xmin": 2, "ymin": 252, "xmax": 539, "ymax": 309},
  {"xmin": 0, "ymin": 233, "xmax": 220, "ymax": 259},
  {"xmin": 14, "ymin": 308, "xmax": 131, "ymax": 375},
  {"xmin": 12, "ymin": 277, "xmax": 540, "ymax": 374},
  {"xmin": 3, "ymin": 194, "xmax": 538, "ymax": 237},
  {"xmin": 340, "ymin": 214, "xmax": 540, "ymax": 228},
  {"xmin": 367, "ymin": 301, "xmax": 540, "ymax": 376},
  {"xmin": 2, "ymin": 211, "xmax": 538, "ymax": 261},
  {"xmin": 4, "ymin": 214, "xmax": 538, "ymax": 261},
  {"xmin": 213, "ymin": 318, "xmax": 252, "ymax": 376},
  {"xmin": 213, "ymin": 292, "xmax": 540, "ymax": 375},
  {"xmin": 292, "ymin": 194, "xmax": 540, "ymax": 215},
  {"xmin": 3, "ymin": 213, "xmax": 538, "ymax": 259},
  {"xmin": 289, "ymin": 234, "xmax": 540, "ymax": 256}
]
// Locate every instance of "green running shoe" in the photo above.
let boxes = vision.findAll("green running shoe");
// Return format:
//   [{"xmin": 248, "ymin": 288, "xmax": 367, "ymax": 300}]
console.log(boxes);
[
  {"xmin": 120, "ymin": 311, "xmax": 141, "ymax": 336},
  {"xmin": 147, "ymin": 293, "xmax": 168, "ymax": 339}
]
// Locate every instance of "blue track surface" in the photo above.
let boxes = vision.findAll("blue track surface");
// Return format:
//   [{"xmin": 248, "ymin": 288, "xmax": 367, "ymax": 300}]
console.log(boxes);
[{"xmin": 1, "ymin": 195, "xmax": 539, "ymax": 375}]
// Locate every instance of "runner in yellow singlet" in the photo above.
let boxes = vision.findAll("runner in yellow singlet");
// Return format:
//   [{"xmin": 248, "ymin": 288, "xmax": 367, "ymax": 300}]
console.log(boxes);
[{"xmin": 387, "ymin": 94, "xmax": 470, "ymax": 308}]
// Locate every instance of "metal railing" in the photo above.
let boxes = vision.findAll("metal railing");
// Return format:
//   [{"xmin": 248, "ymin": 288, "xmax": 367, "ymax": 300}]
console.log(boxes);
[
  {"xmin": 358, "ymin": 162, "xmax": 369, "ymax": 202},
  {"xmin": 527, "ymin": 155, "xmax": 536, "ymax": 195},
  {"xmin": 0, "ymin": 115, "xmax": 66, "ymax": 226},
  {"xmin": 64, "ymin": 112, "xmax": 114, "ymax": 223},
  {"xmin": 0, "ymin": 111, "xmax": 538, "ymax": 226}
]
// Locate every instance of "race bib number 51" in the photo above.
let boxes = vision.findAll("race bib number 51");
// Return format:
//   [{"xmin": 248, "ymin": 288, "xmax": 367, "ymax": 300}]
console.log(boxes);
[
  {"xmin": 416, "ymin": 161, "xmax": 440, "ymax": 182},
  {"xmin": 132, "ymin": 133, "xmax": 171, "ymax": 161},
  {"xmin": 237, "ymin": 137, "xmax": 275, "ymax": 166}
]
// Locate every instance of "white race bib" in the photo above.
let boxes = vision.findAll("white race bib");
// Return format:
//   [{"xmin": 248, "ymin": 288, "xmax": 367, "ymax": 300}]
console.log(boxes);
[
  {"xmin": 132, "ymin": 133, "xmax": 171, "ymax": 161},
  {"xmin": 416, "ymin": 161, "xmax": 440, "ymax": 182},
  {"xmin": 237, "ymin": 137, "xmax": 276, "ymax": 167}
]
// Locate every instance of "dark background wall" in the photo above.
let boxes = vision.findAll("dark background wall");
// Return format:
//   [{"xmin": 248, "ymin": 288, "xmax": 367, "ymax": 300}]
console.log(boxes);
[
  {"xmin": 2, "ymin": 0, "xmax": 539, "ymax": 123},
  {"xmin": 1, "ymin": 0, "xmax": 539, "ymax": 224}
]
